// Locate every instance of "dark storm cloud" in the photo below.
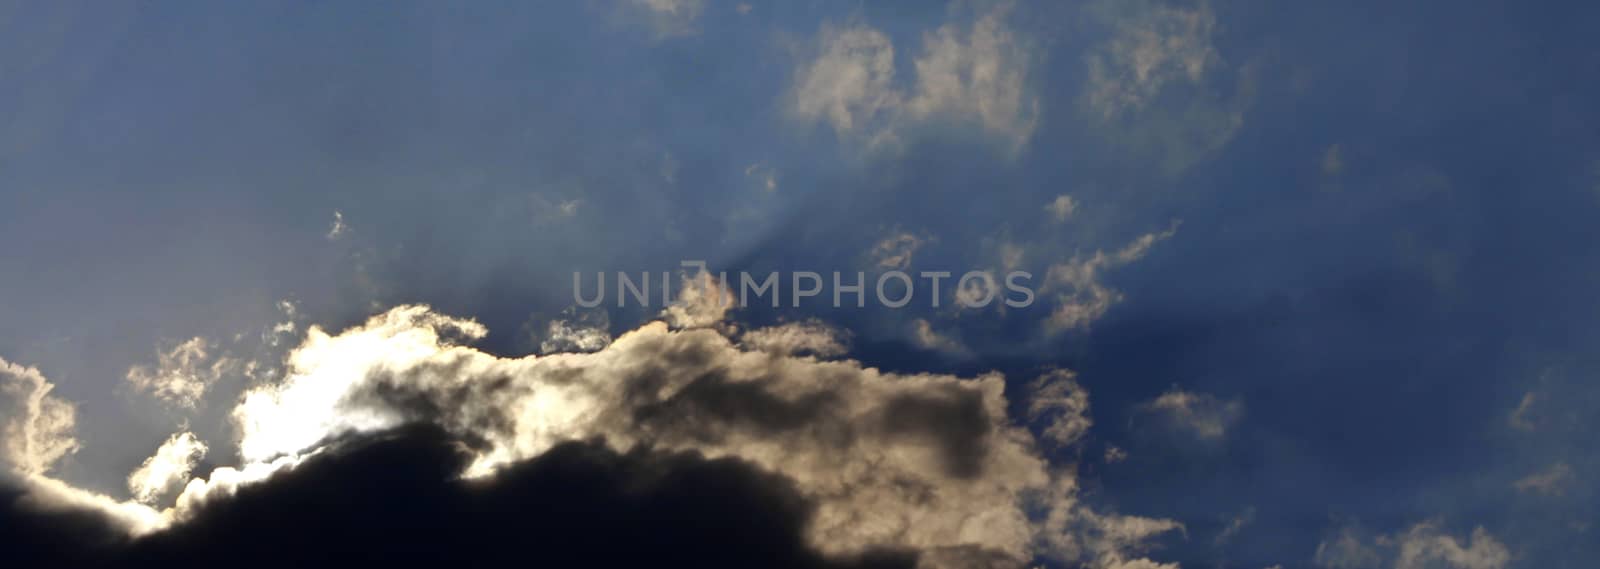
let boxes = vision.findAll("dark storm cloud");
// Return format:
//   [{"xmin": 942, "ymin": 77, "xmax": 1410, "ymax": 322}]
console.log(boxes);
[{"xmin": 3, "ymin": 425, "xmax": 916, "ymax": 569}]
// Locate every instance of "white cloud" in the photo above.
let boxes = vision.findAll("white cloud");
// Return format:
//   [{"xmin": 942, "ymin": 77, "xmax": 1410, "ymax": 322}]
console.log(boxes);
[
  {"xmin": 1048, "ymin": 194, "xmax": 1078, "ymax": 222},
  {"xmin": 905, "ymin": 4, "xmax": 1038, "ymax": 149},
  {"xmin": 326, "ymin": 210, "xmax": 348, "ymax": 240},
  {"xmin": 125, "ymin": 337, "xmax": 234, "ymax": 409},
  {"xmin": 1140, "ymin": 387, "xmax": 1242, "ymax": 441},
  {"xmin": 127, "ymin": 432, "xmax": 207, "ymax": 505},
  {"xmin": 868, "ymin": 231, "xmax": 929, "ymax": 271},
  {"xmin": 1, "ymin": 357, "xmax": 79, "ymax": 477},
  {"xmin": 792, "ymin": 23, "xmax": 901, "ymax": 140},
  {"xmin": 1513, "ymin": 461, "xmax": 1575, "ymax": 497},
  {"xmin": 1315, "ymin": 527, "xmax": 1386, "ymax": 569},
  {"xmin": 1043, "ymin": 223, "xmax": 1179, "ymax": 331},
  {"xmin": 1028, "ymin": 369, "xmax": 1092, "ymax": 448},
  {"xmin": 1394, "ymin": 524, "xmax": 1511, "ymax": 569},
  {"xmin": 1079, "ymin": 0, "xmax": 1248, "ymax": 176},
  {"xmin": 739, "ymin": 320, "xmax": 848, "ymax": 358},
  {"xmin": 1084, "ymin": 0, "xmax": 1218, "ymax": 119},
  {"xmin": 1316, "ymin": 523, "xmax": 1510, "ymax": 569},
  {"xmin": 791, "ymin": 5, "xmax": 1037, "ymax": 151},
  {"xmin": 660, "ymin": 270, "xmax": 734, "ymax": 329},
  {"xmin": 910, "ymin": 318, "xmax": 969, "ymax": 357}
]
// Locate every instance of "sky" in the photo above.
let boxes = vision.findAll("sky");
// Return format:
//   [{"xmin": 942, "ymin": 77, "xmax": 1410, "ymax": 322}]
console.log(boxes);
[{"xmin": 2, "ymin": 1, "xmax": 1598, "ymax": 568}]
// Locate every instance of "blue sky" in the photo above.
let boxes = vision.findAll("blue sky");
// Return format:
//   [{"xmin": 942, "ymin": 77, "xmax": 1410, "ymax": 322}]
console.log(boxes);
[{"xmin": 2, "ymin": 1, "xmax": 1598, "ymax": 567}]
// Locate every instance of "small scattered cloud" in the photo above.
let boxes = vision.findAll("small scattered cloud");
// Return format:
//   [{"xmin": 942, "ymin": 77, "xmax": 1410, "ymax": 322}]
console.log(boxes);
[
  {"xmin": 904, "ymin": 3, "xmax": 1039, "ymax": 150},
  {"xmin": 660, "ymin": 270, "xmax": 735, "ymax": 329},
  {"xmin": 1104, "ymin": 444, "xmax": 1128, "ymax": 464},
  {"xmin": 326, "ymin": 210, "xmax": 348, "ymax": 240},
  {"xmin": 739, "ymin": 320, "xmax": 849, "ymax": 358},
  {"xmin": 909, "ymin": 318, "xmax": 969, "ymax": 356},
  {"xmin": 1139, "ymin": 387, "xmax": 1242, "ymax": 442},
  {"xmin": 125, "ymin": 337, "xmax": 234, "ymax": 410},
  {"xmin": 790, "ymin": 5, "xmax": 1037, "ymax": 151},
  {"xmin": 1080, "ymin": 0, "xmax": 1251, "ymax": 175},
  {"xmin": 530, "ymin": 193, "xmax": 583, "ymax": 224},
  {"xmin": 1043, "ymin": 222, "xmax": 1179, "ymax": 331},
  {"xmin": 744, "ymin": 162, "xmax": 779, "ymax": 192},
  {"xmin": 1084, "ymin": 0, "xmax": 1218, "ymax": 119},
  {"xmin": 1027, "ymin": 369, "xmax": 1092, "ymax": 448},
  {"xmin": 1215, "ymin": 506, "xmax": 1255, "ymax": 546},
  {"xmin": 791, "ymin": 23, "xmax": 900, "ymax": 140},
  {"xmin": 867, "ymin": 231, "xmax": 929, "ymax": 271},
  {"xmin": 1315, "ymin": 523, "xmax": 1510, "ymax": 569},
  {"xmin": 1514, "ymin": 461, "xmax": 1575, "ymax": 497},
  {"xmin": 1508, "ymin": 391, "xmax": 1540, "ymax": 432},
  {"xmin": 1047, "ymin": 194, "xmax": 1078, "ymax": 222}
]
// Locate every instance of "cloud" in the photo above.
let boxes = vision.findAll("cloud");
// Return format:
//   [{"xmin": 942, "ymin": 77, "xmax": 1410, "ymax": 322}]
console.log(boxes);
[
  {"xmin": 660, "ymin": 270, "xmax": 735, "ymax": 329},
  {"xmin": 1508, "ymin": 391, "xmax": 1540, "ymax": 432},
  {"xmin": 127, "ymin": 432, "xmax": 207, "ymax": 505},
  {"xmin": 540, "ymin": 309, "xmax": 613, "ymax": 354},
  {"xmin": 791, "ymin": 5, "xmax": 1037, "ymax": 151},
  {"xmin": 1394, "ymin": 524, "xmax": 1511, "ymax": 569},
  {"xmin": 909, "ymin": 318, "xmax": 970, "ymax": 357},
  {"xmin": 868, "ymin": 231, "xmax": 929, "ymax": 271},
  {"xmin": 2, "ymin": 358, "xmax": 166, "ymax": 534},
  {"xmin": 904, "ymin": 3, "xmax": 1038, "ymax": 149},
  {"xmin": 1315, "ymin": 523, "xmax": 1510, "ymax": 569},
  {"xmin": 1080, "ymin": 0, "xmax": 1250, "ymax": 175},
  {"xmin": 1, "ymin": 358, "xmax": 80, "ymax": 477},
  {"xmin": 188, "ymin": 304, "xmax": 1179, "ymax": 567},
  {"xmin": 740, "ymin": 320, "xmax": 849, "ymax": 358},
  {"xmin": 791, "ymin": 24, "xmax": 901, "ymax": 141},
  {"xmin": 6, "ymin": 426, "xmax": 917, "ymax": 568},
  {"xmin": 1214, "ymin": 506, "xmax": 1255, "ymax": 546},
  {"xmin": 530, "ymin": 193, "xmax": 584, "ymax": 224},
  {"xmin": 1027, "ymin": 370, "xmax": 1092, "ymax": 448},
  {"xmin": 325, "ymin": 210, "xmax": 348, "ymax": 240},
  {"xmin": 124, "ymin": 337, "xmax": 234, "ymax": 409},
  {"xmin": 628, "ymin": 0, "xmax": 705, "ymax": 39},
  {"xmin": 1047, "ymin": 194, "xmax": 1078, "ymax": 223},
  {"xmin": 1084, "ymin": 0, "xmax": 1218, "ymax": 119},
  {"xmin": 1043, "ymin": 223, "xmax": 1179, "ymax": 331},
  {"xmin": 1139, "ymin": 387, "xmax": 1242, "ymax": 442},
  {"xmin": 1514, "ymin": 461, "xmax": 1575, "ymax": 497}
]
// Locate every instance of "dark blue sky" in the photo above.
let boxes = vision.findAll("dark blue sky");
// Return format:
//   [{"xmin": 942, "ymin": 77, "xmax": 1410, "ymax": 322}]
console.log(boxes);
[{"xmin": 2, "ymin": 1, "xmax": 1597, "ymax": 567}]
